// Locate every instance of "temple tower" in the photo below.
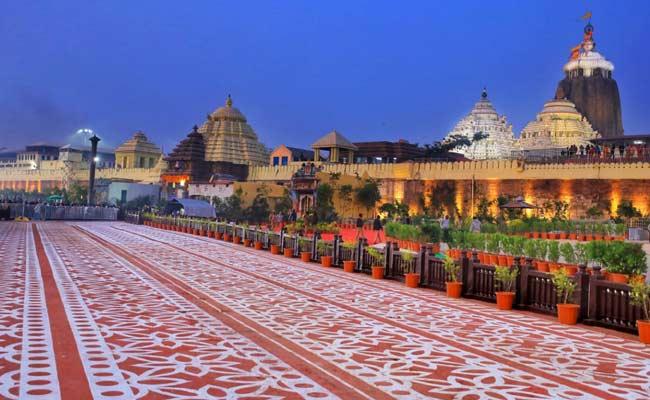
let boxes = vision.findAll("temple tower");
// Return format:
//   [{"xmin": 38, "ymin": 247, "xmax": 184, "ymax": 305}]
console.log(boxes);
[{"xmin": 555, "ymin": 19, "xmax": 623, "ymax": 137}]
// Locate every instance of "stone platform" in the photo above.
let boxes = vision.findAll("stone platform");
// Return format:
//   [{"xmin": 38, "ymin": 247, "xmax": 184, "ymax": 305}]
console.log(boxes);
[{"xmin": 1, "ymin": 221, "xmax": 648, "ymax": 399}]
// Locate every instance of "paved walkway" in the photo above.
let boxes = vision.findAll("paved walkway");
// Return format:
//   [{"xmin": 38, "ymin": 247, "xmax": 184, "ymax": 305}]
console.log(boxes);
[{"xmin": 1, "ymin": 222, "xmax": 649, "ymax": 399}]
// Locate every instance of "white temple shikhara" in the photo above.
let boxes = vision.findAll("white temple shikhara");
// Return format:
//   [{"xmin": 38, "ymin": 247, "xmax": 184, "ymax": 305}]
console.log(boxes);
[{"xmin": 444, "ymin": 89, "xmax": 515, "ymax": 160}]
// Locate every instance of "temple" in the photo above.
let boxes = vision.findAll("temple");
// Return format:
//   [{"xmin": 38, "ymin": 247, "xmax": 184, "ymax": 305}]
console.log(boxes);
[
  {"xmin": 555, "ymin": 20, "xmax": 623, "ymax": 137},
  {"xmin": 518, "ymin": 98, "xmax": 599, "ymax": 150},
  {"xmin": 444, "ymin": 89, "xmax": 515, "ymax": 159},
  {"xmin": 197, "ymin": 95, "xmax": 269, "ymax": 165}
]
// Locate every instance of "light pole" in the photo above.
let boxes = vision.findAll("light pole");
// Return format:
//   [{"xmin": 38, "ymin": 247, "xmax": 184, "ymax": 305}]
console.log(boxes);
[{"xmin": 87, "ymin": 134, "xmax": 100, "ymax": 205}]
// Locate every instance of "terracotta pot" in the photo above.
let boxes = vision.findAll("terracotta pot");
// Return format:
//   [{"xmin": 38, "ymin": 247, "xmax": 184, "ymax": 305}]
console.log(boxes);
[
  {"xmin": 594, "ymin": 234, "xmax": 604, "ymax": 241},
  {"xmin": 301, "ymin": 252, "xmax": 312, "ymax": 262},
  {"xmin": 559, "ymin": 232, "xmax": 568, "ymax": 240},
  {"xmin": 497, "ymin": 255, "xmax": 508, "ymax": 267},
  {"xmin": 506, "ymin": 255, "xmax": 515, "ymax": 267},
  {"xmin": 477, "ymin": 252, "xmax": 485, "ymax": 264},
  {"xmin": 223, "ymin": 234, "xmax": 231, "ymax": 241},
  {"xmin": 371, "ymin": 266, "xmax": 384, "ymax": 279},
  {"xmin": 270, "ymin": 244, "xmax": 281, "ymax": 255},
  {"xmin": 569, "ymin": 233, "xmax": 577, "ymax": 240},
  {"xmin": 557, "ymin": 304, "xmax": 580, "ymax": 325},
  {"xmin": 489, "ymin": 254, "xmax": 498, "ymax": 266},
  {"xmin": 638, "ymin": 320, "xmax": 650, "ymax": 344},
  {"xmin": 243, "ymin": 239, "xmax": 252, "ymax": 247},
  {"xmin": 215, "ymin": 232, "xmax": 223, "ymax": 240},
  {"xmin": 524, "ymin": 232, "xmax": 532, "ymax": 239},
  {"xmin": 254, "ymin": 241, "xmax": 264, "ymax": 250},
  {"xmin": 343, "ymin": 260, "xmax": 356, "ymax": 272},
  {"xmin": 536, "ymin": 261, "xmax": 549, "ymax": 272},
  {"xmin": 284, "ymin": 248, "xmax": 294, "ymax": 258},
  {"xmin": 404, "ymin": 273, "xmax": 420, "ymax": 288},
  {"xmin": 321, "ymin": 255, "xmax": 332, "ymax": 268},
  {"xmin": 532, "ymin": 232, "xmax": 540, "ymax": 239},
  {"xmin": 540, "ymin": 232, "xmax": 548, "ymax": 239},
  {"xmin": 233, "ymin": 236, "xmax": 241, "ymax": 245},
  {"xmin": 207, "ymin": 231, "xmax": 214, "ymax": 238},
  {"xmin": 496, "ymin": 292, "xmax": 515, "ymax": 310},
  {"xmin": 199, "ymin": 229, "xmax": 206, "ymax": 236},
  {"xmin": 606, "ymin": 272, "xmax": 629, "ymax": 284},
  {"xmin": 446, "ymin": 282, "xmax": 462, "ymax": 298},
  {"xmin": 548, "ymin": 263, "xmax": 560, "ymax": 273},
  {"xmin": 564, "ymin": 265, "xmax": 578, "ymax": 276}
]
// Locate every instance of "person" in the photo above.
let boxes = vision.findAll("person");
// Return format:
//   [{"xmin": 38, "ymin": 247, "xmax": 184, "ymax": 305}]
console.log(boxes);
[
  {"xmin": 289, "ymin": 209, "xmax": 297, "ymax": 223},
  {"xmin": 269, "ymin": 212, "xmax": 275, "ymax": 229},
  {"xmin": 355, "ymin": 213, "xmax": 365, "ymax": 240},
  {"xmin": 470, "ymin": 217, "xmax": 481, "ymax": 233},
  {"xmin": 372, "ymin": 215, "xmax": 383, "ymax": 244},
  {"xmin": 276, "ymin": 212, "xmax": 284, "ymax": 230},
  {"xmin": 441, "ymin": 215, "xmax": 451, "ymax": 243},
  {"xmin": 404, "ymin": 215, "xmax": 411, "ymax": 225},
  {"xmin": 33, "ymin": 202, "xmax": 42, "ymax": 221}
]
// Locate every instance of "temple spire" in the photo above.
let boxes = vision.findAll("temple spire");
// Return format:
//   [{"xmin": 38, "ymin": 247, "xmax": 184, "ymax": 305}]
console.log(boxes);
[{"xmin": 226, "ymin": 94, "xmax": 233, "ymax": 107}]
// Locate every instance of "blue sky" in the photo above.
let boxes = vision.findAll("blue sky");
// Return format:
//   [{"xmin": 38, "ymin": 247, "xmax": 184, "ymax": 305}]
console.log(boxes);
[{"xmin": 1, "ymin": 0, "xmax": 649, "ymax": 152}]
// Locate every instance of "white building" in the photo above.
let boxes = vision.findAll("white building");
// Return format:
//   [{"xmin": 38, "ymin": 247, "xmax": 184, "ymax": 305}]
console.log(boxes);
[{"xmin": 445, "ymin": 89, "xmax": 515, "ymax": 159}]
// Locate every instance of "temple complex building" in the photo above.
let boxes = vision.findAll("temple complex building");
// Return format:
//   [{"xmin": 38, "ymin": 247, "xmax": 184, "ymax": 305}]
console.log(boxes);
[
  {"xmin": 517, "ymin": 99, "xmax": 599, "ymax": 150},
  {"xmin": 444, "ymin": 89, "xmax": 515, "ymax": 160},
  {"xmin": 197, "ymin": 95, "xmax": 269, "ymax": 166},
  {"xmin": 114, "ymin": 131, "xmax": 162, "ymax": 169},
  {"xmin": 555, "ymin": 20, "xmax": 623, "ymax": 137}
]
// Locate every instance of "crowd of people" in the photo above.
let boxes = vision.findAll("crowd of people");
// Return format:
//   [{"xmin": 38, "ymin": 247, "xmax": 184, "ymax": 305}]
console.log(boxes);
[{"xmin": 560, "ymin": 142, "xmax": 648, "ymax": 161}]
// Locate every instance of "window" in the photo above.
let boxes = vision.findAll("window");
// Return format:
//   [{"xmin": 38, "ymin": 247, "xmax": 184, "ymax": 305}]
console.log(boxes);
[
  {"xmin": 273, "ymin": 156, "xmax": 279, "ymax": 166},
  {"xmin": 281, "ymin": 156, "xmax": 288, "ymax": 165}
]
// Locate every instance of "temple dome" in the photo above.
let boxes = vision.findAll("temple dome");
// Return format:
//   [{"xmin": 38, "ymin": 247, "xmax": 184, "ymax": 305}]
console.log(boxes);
[
  {"xmin": 518, "ymin": 99, "xmax": 600, "ymax": 150},
  {"xmin": 564, "ymin": 51, "xmax": 614, "ymax": 74},
  {"xmin": 198, "ymin": 95, "xmax": 269, "ymax": 166},
  {"xmin": 115, "ymin": 131, "xmax": 161, "ymax": 154},
  {"xmin": 444, "ymin": 89, "xmax": 515, "ymax": 160}
]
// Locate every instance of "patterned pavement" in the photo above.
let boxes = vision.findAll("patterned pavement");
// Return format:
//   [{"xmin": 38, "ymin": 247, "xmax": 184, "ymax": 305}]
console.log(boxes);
[{"xmin": 1, "ymin": 221, "xmax": 649, "ymax": 399}]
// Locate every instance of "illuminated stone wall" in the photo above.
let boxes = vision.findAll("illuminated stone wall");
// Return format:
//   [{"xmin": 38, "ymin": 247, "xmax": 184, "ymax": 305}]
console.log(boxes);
[{"xmin": 248, "ymin": 160, "xmax": 650, "ymax": 218}]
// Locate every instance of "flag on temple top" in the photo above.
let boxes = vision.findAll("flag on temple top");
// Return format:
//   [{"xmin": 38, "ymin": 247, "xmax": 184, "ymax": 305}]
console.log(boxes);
[{"xmin": 581, "ymin": 11, "xmax": 592, "ymax": 20}]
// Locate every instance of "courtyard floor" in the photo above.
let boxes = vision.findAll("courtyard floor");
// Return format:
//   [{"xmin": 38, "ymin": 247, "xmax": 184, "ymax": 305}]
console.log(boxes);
[{"xmin": 1, "ymin": 222, "xmax": 649, "ymax": 400}]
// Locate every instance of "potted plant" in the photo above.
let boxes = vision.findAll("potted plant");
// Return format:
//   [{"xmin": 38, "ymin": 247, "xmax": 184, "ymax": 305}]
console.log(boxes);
[
  {"xmin": 547, "ymin": 241, "xmax": 561, "ymax": 272},
  {"xmin": 318, "ymin": 241, "xmax": 332, "ymax": 267},
  {"xmin": 367, "ymin": 247, "xmax": 385, "ymax": 279},
  {"xmin": 270, "ymin": 240, "xmax": 281, "ymax": 254},
  {"xmin": 299, "ymin": 237, "xmax": 312, "ymax": 262},
  {"xmin": 494, "ymin": 265, "xmax": 518, "ymax": 310},
  {"xmin": 535, "ymin": 240, "xmax": 549, "ymax": 272},
  {"xmin": 486, "ymin": 235, "xmax": 500, "ymax": 266},
  {"xmin": 342, "ymin": 242, "xmax": 357, "ymax": 272},
  {"xmin": 443, "ymin": 256, "xmax": 462, "ymax": 298},
  {"xmin": 551, "ymin": 268, "xmax": 579, "ymax": 325},
  {"xmin": 401, "ymin": 251, "xmax": 419, "ymax": 288},
  {"xmin": 559, "ymin": 242, "xmax": 577, "ymax": 275},
  {"xmin": 602, "ymin": 242, "xmax": 647, "ymax": 283},
  {"xmin": 283, "ymin": 246, "xmax": 294, "ymax": 258},
  {"xmin": 523, "ymin": 239, "xmax": 538, "ymax": 268},
  {"xmin": 630, "ymin": 278, "xmax": 650, "ymax": 344}
]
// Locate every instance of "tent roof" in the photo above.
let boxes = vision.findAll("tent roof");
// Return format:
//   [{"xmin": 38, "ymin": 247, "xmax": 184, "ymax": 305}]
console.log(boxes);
[
  {"xmin": 169, "ymin": 198, "xmax": 216, "ymax": 218},
  {"xmin": 499, "ymin": 196, "xmax": 539, "ymax": 209}
]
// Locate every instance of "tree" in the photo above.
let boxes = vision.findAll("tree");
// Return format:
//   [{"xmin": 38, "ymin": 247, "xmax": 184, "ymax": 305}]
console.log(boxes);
[
  {"xmin": 274, "ymin": 189, "xmax": 293, "ymax": 214},
  {"xmin": 245, "ymin": 186, "xmax": 271, "ymax": 223},
  {"xmin": 616, "ymin": 199, "xmax": 642, "ymax": 220},
  {"xmin": 337, "ymin": 184, "xmax": 353, "ymax": 215},
  {"xmin": 217, "ymin": 188, "xmax": 244, "ymax": 222},
  {"xmin": 315, "ymin": 183, "xmax": 336, "ymax": 222},
  {"xmin": 354, "ymin": 180, "xmax": 381, "ymax": 216},
  {"xmin": 379, "ymin": 201, "xmax": 408, "ymax": 219},
  {"xmin": 476, "ymin": 197, "xmax": 495, "ymax": 222}
]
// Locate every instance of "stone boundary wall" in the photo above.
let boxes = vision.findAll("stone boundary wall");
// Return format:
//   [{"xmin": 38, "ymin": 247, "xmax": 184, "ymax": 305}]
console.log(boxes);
[{"xmin": 247, "ymin": 160, "xmax": 650, "ymax": 181}]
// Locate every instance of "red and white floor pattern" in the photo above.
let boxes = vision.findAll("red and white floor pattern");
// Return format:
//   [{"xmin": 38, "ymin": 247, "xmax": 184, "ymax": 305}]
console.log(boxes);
[{"xmin": 1, "ymin": 222, "xmax": 649, "ymax": 399}]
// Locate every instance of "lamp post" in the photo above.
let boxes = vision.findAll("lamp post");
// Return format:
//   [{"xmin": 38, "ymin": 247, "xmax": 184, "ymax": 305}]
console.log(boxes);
[{"xmin": 87, "ymin": 134, "xmax": 100, "ymax": 205}]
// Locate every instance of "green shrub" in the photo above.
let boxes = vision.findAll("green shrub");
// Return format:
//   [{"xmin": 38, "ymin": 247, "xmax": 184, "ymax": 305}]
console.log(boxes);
[
  {"xmin": 551, "ymin": 268, "xmax": 577, "ymax": 304},
  {"xmin": 494, "ymin": 266, "xmax": 518, "ymax": 292},
  {"xmin": 547, "ymin": 241, "xmax": 560, "ymax": 263},
  {"xmin": 560, "ymin": 242, "xmax": 575, "ymax": 264},
  {"xmin": 443, "ymin": 256, "xmax": 460, "ymax": 282},
  {"xmin": 630, "ymin": 279, "xmax": 650, "ymax": 321}
]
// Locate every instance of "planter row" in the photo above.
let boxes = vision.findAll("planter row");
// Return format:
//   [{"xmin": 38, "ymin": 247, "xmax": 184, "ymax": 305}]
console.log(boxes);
[{"xmin": 139, "ymin": 219, "xmax": 649, "ymax": 343}]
